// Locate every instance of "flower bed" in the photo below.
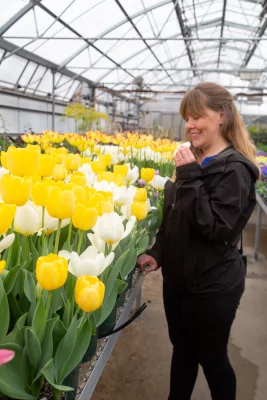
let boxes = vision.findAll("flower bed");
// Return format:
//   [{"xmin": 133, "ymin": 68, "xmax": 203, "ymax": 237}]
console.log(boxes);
[{"xmin": 0, "ymin": 131, "xmax": 177, "ymax": 399}]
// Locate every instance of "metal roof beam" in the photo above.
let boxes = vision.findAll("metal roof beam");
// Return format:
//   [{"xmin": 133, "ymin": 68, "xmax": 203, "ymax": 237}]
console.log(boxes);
[
  {"xmin": 217, "ymin": 0, "xmax": 227, "ymax": 68},
  {"xmin": 0, "ymin": 0, "xmax": 42, "ymax": 36},
  {"xmin": 57, "ymin": 0, "xmax": 172, "ymax": 70},
  {"xmin": 37, "ymin": 3, "xmax": 135, "ymax": 82},
  {"xmin": 113, "ymin": 0, "xmax": 176, "ymax": 84},
  {"xmin": 172, "ymin": 0, "xmax": 195, "ymax": 74},
  {"xmin": 242, "ymin": 18, "xmax": 267, "ymax": 66}
]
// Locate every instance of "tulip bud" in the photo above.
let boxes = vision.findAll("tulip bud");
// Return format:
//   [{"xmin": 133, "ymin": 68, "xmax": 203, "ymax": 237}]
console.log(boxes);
[
  {"xmin": 70, "ymin": 171, "xmax": 86, "ymax": 186},
  {"xmin": 52, "ymin": 164, "xmax": 68, "ymax": 181},
  {"xmin": 7, "ymin": 145, "xmax": 40, "ymax": 176},
  {"xmin": 45, "ymin": 186, "xmax": 76, "ymax": 220},
  {"xmin": 99, "ymin": 154, "xmax": 112, "ymax": 167},
  {"xmin": 0, "ymin": 204, "xmax": 16, "ymax": 235},
  {"xmin": 64, "ymin": 154, "xmax": 81, "ymax": 171},
  {"xmin": 72, "ymin": 204, "xmax": 98, "ymax": 231},
  {"xmin": 113, "ymin": 164, "xmax": 128, "ymax": 177},
  {"xmin": 32, "ymin": 181, "xmax": 48, "ymax": 206},
  {"xmin": 131, "ymin": 201, "xmax": 148, "ymax": 221},
  {"xmin": 37, "ymin": 154, "xmax": 57, "ymax": 177},
  {"xmin": 0, "ymin": 175, "xmax": 31, "ymax": 206},
  {"xmin": 141, "ymin": 168, "xmax": 155, "ymax": 182},
  {"xmin": 0, "ymin": 260, "xmax": 6, "ymax": 274},
  {"xmin": 134, "ymin": 188, "xmax": 147, "ymax": 202},
  {"xmin": 36, "ymin": 253, "xmax": 68, "ymax": 291},
  {"xmin": 0, "ymin": 152, "xmax": 8, "ymax": 169},
  {"xmin": 75, "ymin": 276, "xmax": 105, "ymax": 312}
]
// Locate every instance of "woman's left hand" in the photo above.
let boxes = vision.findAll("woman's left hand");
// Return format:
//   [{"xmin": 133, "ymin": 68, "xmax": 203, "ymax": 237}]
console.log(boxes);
[{"xmin": 174, "ymin": 147, "xmax": 196, "ymax": 167}]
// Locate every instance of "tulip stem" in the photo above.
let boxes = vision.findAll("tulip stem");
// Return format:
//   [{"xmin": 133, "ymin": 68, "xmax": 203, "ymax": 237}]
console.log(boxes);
[
  {"xmin": 77, "ymin": 230, "xmax": 84, "ymax": 255},
  {"xmin": 67, "ymin": 219, "xmax": 72, "ymax": 244},
  {"xmin": 54, "ymin": 219, "xmax": 62, "ymax": 254},
  {"xmin": 41, "ymin": 206, "xmax": 45, "ymax": 247}
]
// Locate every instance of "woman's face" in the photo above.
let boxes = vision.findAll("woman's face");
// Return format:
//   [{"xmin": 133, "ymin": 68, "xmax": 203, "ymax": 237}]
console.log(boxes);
[{"xmin": 185, "ymin": 107, "xmax": 223, "ymax": 149}]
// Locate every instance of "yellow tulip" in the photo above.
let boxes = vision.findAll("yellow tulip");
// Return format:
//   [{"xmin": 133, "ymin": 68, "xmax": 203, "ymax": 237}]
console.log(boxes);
[
  {"xmin": 7, "ymin": 145, "xmax": 40, "ymax": 176},
  {"xmin": 70, "ymin": 172, "xmax": 86, "ymax": 186},
  {"xmin": 114, "ymin": 164, "xmax": 128, "ymax": 177},
  {"xmin": 37, "ymin": 154, "xmax": 57, "ymax": 177},
  {"xmin": 45, "ymin": 186, "xmax": 76, "ymax": 220},
  {"xmin": 72, "ymin": 185, "xmax": 88, "ymax": 204},
  {"xmin": 97, "ymin": 171, "xmax": 113, "ymax": 183},
  {"xmin": 64, "ymin": 154, "xmax": 81, "ymax": 171},
  {"xmin": 87, "ymin": 193, "xmax": 104, "ymax": 209},
  {"xmin": 0, "ymin": 260, "xmax": 6, "ymax": 274},
  {"xmin": 113, "ymin": 174, "xmax": 125, "ymax": 186},
  {"xmin": 99, "ymin": 154, "xmax": 112, "ymax": 167},
  {"xmin": 80, "ymin": 158, "xmax": 91, "ymax": 165},
  {"xmin": 0, "ymin": 204, "xmax": 16, "ymax": 234},
  {"xmin": 91, "ymin": 161, "xmax": 106, "ymax": 174},
  {"xmin": 131, "ymin": 201, "xmax": 149, "ymax": 221},
  {"xmin": 0, "ymin": 175, "xmax": 31, "ymax": 206},
  {"xmin": 141, "ymin": 168, "xmax": 155, "ymax": 182},
  {"xmin": 36, "ymin": 253, "xmax": 68, "ymax": 291},
  {"xmin": 31, "ymin": 181, "xmax": 48, "ymax": 206},
  {"xmin": 75, "ymin": 276, "xmax": 105, "ymax": 312},
  {"xmin": 72, "ymin": 204, "xmax": 98, "ymax": 231},
  {"xmin": 52, "ymin": 164, "xmax": 68, "ymax": 181},
  {"xmin": 100, "ymin": 200, "xmax": 114, "ymax": 215},
  {"xmin": 0, "ymin": 152, "xmax": 8, "ymax": 169},
  {"xmin": 134, "ymin": 188, "xmax": 147, "ymax": 202}
]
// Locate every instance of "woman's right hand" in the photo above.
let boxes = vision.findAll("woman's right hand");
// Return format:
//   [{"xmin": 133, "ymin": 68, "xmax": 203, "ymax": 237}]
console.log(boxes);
[{"xmin": 137, "ymin": 254, "xmax": 158, "ymax": 276}]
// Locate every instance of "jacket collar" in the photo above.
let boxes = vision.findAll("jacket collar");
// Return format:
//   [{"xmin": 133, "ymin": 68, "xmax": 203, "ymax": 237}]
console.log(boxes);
[{"xmin": 200, "ymin": 145, "xmax": 235, "ymax": 176}]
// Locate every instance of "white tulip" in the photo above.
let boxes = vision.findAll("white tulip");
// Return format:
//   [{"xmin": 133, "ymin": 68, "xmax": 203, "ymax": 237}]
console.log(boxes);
[
  {"xmin": 14, "ymin": 201, "xmax": 42, "ymax": 236},
  {"xmin": 59, "ymin": 246, "xmax": 114, "ymax": 278},
  {"xmin": 0, "ymin": 167, "xmax": 9, "ymax": 179},
  {"xmin": 79, "ymin": 163, "xmax": 96, "ymax": 187},
  {"xmin": 125, "ymin": 165, "xmax": 139, "ymax": 184},
  {"xmin": 150, "ymin": 175, "xmax": 169, "ymax": 191},
  {"xmin": 87, "ymin": 232, "xmax": 106, "ymax": 253},
  {"xmin": 31, "ymin": 204, "xmax": 70, "ymax": 236},
  {"xmin": 98, "ymin": 212, "xmax": 124, "ymax": 245},
  {"xmin": 113, "ymin": 185, "xmax": 136, "ymax": 206},
  {"xmin": 93, "ymin": 180, "xmax": 117, "ymax": 193},
  {"xmin": 0, "ymin": 234, "xmax": 15, "ymax": 253}
]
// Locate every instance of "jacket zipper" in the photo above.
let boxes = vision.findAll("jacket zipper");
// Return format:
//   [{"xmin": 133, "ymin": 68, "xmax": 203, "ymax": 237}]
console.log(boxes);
[{"xmin": 169, "ymin": 181, "xmax": 182, "ymax": 219}]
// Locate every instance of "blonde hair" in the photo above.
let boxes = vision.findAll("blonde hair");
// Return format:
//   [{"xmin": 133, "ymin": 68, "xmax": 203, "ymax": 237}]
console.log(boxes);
[{"xmin": 179, "ymin": 82, "xmax": 259, "ymax": 175}]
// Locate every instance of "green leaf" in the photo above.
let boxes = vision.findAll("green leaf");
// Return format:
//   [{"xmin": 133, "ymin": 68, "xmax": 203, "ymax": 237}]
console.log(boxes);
[
  {"xmin": 29, "ymin": 236, "xmax": 39, "ymax": 269},
  {"xmin": 0, "ymin": 343, "xmax": 35, "ymax": 400},
  {"xmin": 61, "ymin": 318, "xmax": 92, "ymax": 382},
  {"xmin": 3, "ymin": 262, "xmax": 26, "ymax": 295},
  {"xmin": 97, "ymin": 283, "xmax": 119, "ymax": 327},
  {"xmin": 23, "ymin": 270, "xmax": 36, "ymax": 324},
  {"xmin": 136, "ymin": 232, "xmax": 149, "ymax": 252},
  {"xmin": 61, "ymin": 240, "xmax": 73, "ymax": 252},
  {"xmin": 48, "ymin": 232, "xmax": 55, "ymax": 253},
  {"xmin": 53, "ymin": 318, "xmax": 67, "ymax": 352},
  {"xmin": 51, "ymin": 287, "xmax": 64, "ymax": 314},
  {"xmin": 42, "ymin": 236, "xmax": 49, "ymax": 256},
  {"xmin": 36, "ymin": 317, "xmax": 58, "ymax": 380},
  {"xmin": 116, "ymin": 279, "xmax": 128, "ymax": 295},
  {"xmin": 41, "ymin": 359, "xmax": 74, "ymax": 392},
  {"xmin": 0, "ymin": 278, "xmax": 9, "ymax": 343},
  {"xmin": 25, "ymin": 328, "xmax": 42, "ymax": 375},
  {"xmin": 121, "ymin": 246, "xmax": 136, "ymax": 279},
  {"xmin": 62, "ymin": 300, "xmax": 71, "ymax": 329},
  {"xmin": 5, "ymin": 313, "xmax": 28, "ymax": 346},
  {"xmin": 4, "ymin": 233, "xmax": 21, "ymax": 268},
  {"xmin": 104, "ymin": 249, "xmax": 129, "ymax": 300},
  {"xmin": 32, "ymin": 296, "xmax": 46, "ymax": 342},
  {"xmin": 54, "ymin": 315, "xmax": 77, "ymax": 383},
  {"xmin": 8, "ymin": 292, "xmax": 22, "ymax": 321}
]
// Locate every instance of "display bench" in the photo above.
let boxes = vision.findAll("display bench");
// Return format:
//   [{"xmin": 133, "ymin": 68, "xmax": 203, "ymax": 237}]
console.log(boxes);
[
  {"xmin": 75, "ymin": 272, "xmax": 144, "ymax": 400},
  {"xmin": 253, "ymin": 192, "xmax": 267, "ymax": 261}
]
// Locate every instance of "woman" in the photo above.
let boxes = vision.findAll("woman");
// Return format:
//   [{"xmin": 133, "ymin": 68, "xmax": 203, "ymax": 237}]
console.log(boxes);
[{"xmin": 137, "ymin": 82, "xmax": 259, "ymax": 400}]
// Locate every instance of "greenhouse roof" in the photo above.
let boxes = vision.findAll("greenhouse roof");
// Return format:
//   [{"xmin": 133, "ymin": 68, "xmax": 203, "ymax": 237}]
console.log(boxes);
[{"xmin": 0, "ymin": 0, "xmax": 267, "ymax": 101}]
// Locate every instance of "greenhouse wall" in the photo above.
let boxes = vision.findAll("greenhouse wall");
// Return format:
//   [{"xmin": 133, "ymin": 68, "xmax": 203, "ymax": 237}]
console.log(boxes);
[{"xmin": 0, "ymin": 91, "xmax": 75, "ymax": 134}]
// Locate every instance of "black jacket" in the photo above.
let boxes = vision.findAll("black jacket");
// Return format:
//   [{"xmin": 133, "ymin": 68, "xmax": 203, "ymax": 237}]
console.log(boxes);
[{"xmin": 146, "ymin": 146, "xmax": 259, "ymax": 295}]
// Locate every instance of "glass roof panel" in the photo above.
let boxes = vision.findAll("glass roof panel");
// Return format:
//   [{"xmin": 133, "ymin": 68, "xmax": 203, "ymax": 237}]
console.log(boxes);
[{"xmin": 0, "ymin": 0, "xmax": 267, "ymax": 97}]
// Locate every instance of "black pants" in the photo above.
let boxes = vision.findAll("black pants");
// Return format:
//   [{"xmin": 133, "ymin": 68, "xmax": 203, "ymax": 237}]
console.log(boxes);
[{"xmin": 163, "ymin": 283, "xmax": 244, "ymax": 400}]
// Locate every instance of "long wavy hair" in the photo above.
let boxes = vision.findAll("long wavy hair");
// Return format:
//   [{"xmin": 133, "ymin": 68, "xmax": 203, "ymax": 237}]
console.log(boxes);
[{"xmin": 179, "ymin": 82, "xmax": 259, "ymax": 175}]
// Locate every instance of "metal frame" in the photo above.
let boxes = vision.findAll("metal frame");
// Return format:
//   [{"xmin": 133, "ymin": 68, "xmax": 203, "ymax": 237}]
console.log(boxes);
[
  {"xmin": 253, "ymin": 192, "xmax": 267, "ymax": 262},
  {"xmin": 77, "ymin": 275, "xmax": 143, "ymax": 400},
  {"xmin": 1, "ymin": 0, "xmax": 267, "ymax": 102}
]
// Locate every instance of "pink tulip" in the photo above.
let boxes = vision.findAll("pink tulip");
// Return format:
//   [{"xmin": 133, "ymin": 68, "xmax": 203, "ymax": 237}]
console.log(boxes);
[{"xmin": 0, "ymin": 350, "xmax": 15, "ymax": 365}]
